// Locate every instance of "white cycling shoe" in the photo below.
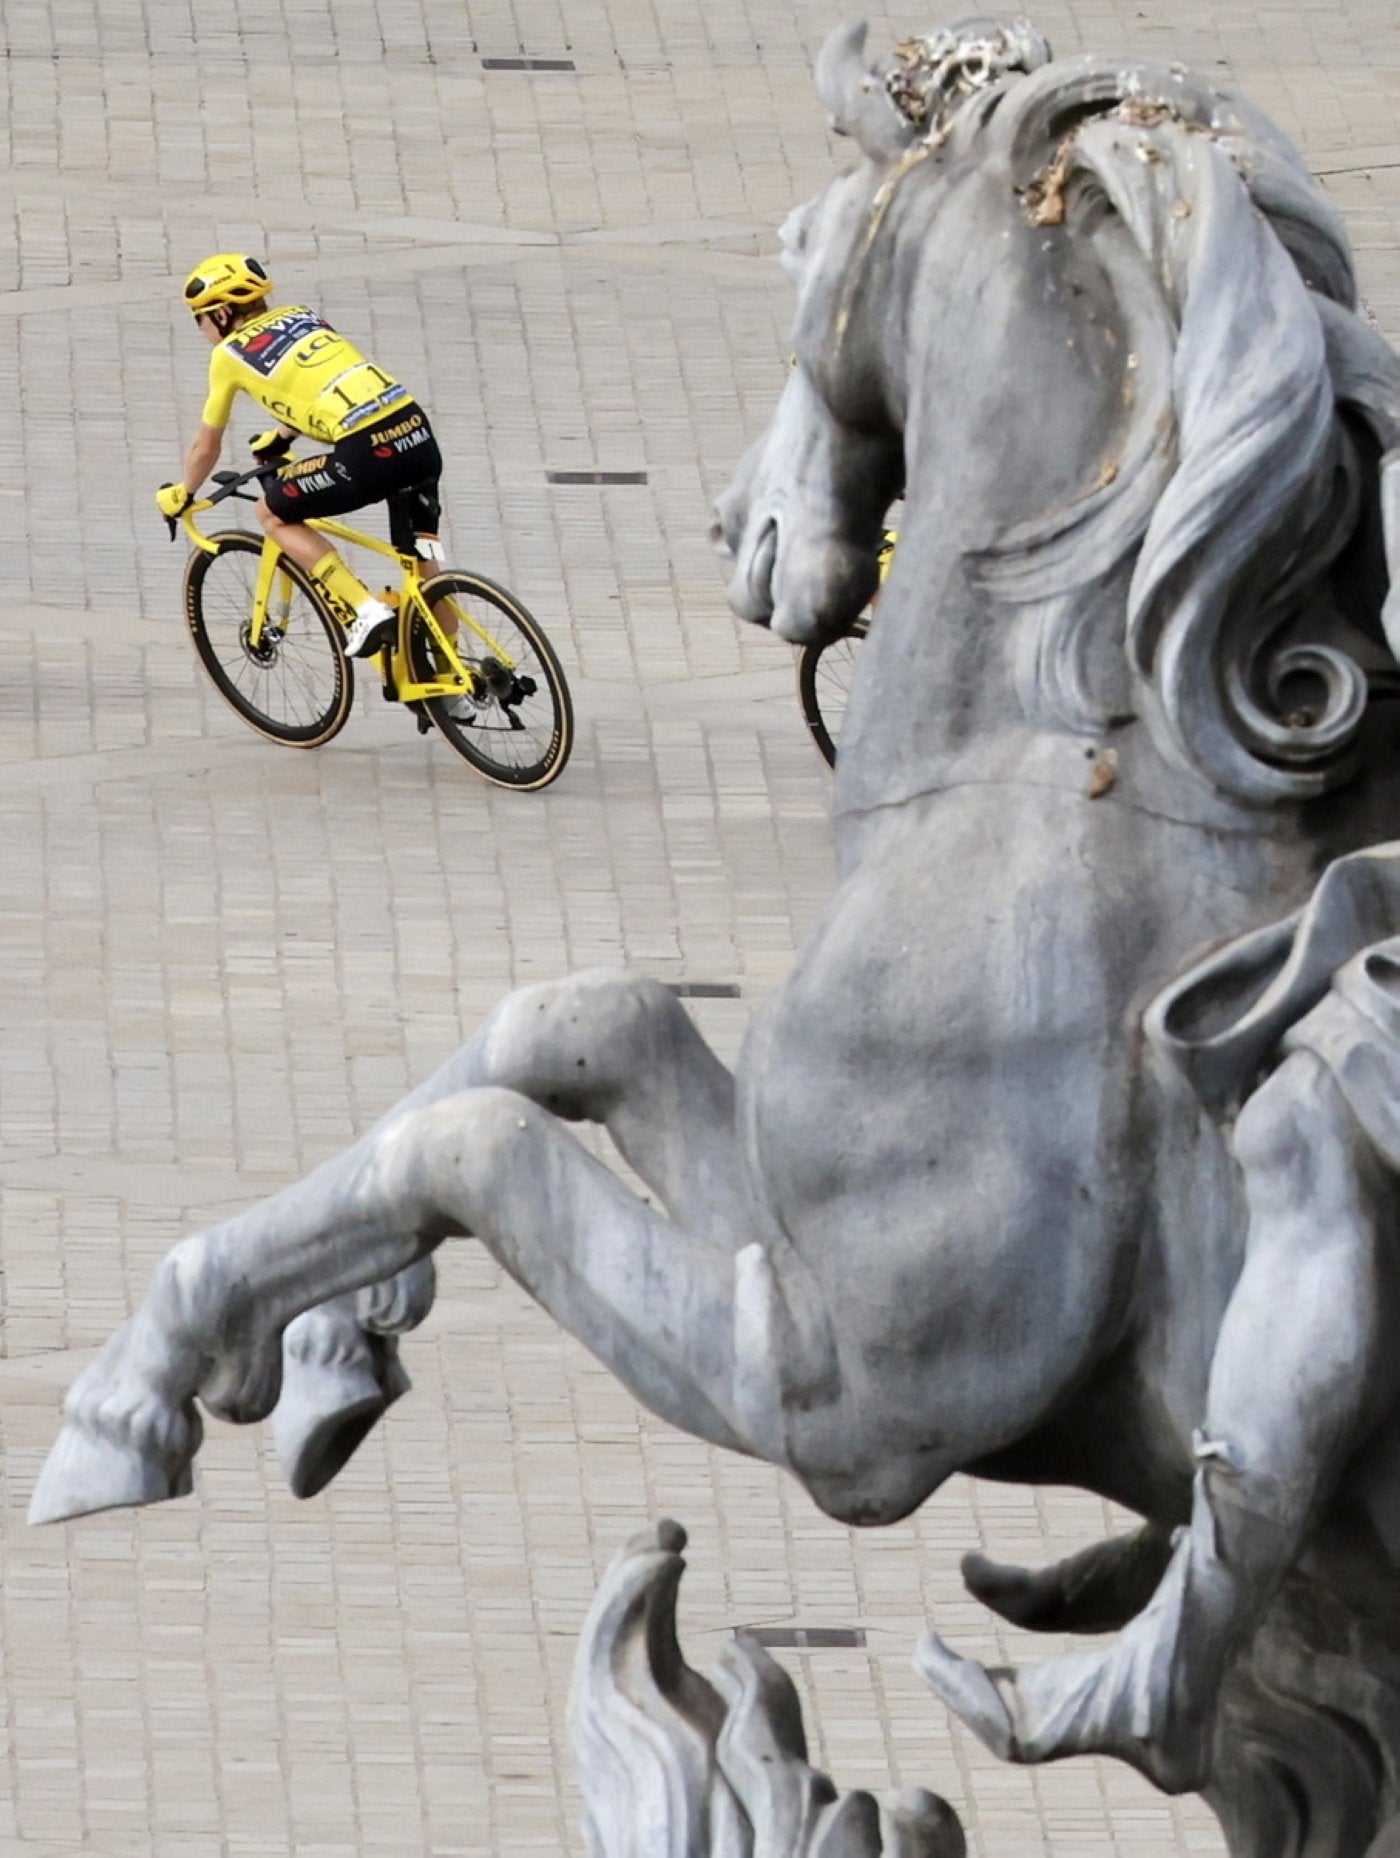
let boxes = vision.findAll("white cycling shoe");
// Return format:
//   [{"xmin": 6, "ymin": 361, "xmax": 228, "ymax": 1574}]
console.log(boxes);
[{"xmin": 342, "ymin": 600, "xmax": 397, "ymax": 659}]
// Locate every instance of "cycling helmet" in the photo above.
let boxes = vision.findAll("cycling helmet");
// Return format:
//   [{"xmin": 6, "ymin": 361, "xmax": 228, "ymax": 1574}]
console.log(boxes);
[{"xmin": 183, "ymin": 253, "xmax": 273, "ymax": 315}]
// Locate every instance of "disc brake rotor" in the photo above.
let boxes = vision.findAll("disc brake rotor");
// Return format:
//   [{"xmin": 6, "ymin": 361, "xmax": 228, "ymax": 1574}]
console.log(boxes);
[{"xmin": 240, "ymin": 621, "xmax": 283, "ymax": 666}]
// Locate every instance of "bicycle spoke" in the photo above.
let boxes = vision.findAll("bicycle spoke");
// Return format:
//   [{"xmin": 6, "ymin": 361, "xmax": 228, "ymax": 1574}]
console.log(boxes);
[{"xmin": 411, "ymin": 572, "xmax": 572, "ymax": 788}]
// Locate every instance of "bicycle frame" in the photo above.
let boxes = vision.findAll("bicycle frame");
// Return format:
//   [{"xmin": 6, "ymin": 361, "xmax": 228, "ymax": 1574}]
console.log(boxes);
[{"xmin": 178, "ymin": 479, "xmax": 521, "ymax": 705}]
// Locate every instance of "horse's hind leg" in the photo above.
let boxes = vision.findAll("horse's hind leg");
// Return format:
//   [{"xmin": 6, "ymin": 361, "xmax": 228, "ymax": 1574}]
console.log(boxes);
[{"xmin": 920, "ymin": 1050, "xmax": 1398, "ymax": 1792}]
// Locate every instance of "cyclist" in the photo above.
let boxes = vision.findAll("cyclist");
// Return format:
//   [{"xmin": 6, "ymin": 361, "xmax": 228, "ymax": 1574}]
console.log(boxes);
[{"xmin": 155, "ymin": 253, "xmax": 443, "ymax": 659}]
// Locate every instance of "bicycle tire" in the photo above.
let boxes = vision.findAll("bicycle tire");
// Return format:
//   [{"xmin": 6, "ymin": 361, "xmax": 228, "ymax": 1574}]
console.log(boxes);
[
  {"xmin": 797, "ymin": 616, "xmax": 870, "ymax": 768},
  {"xmin": 184, "ymin": 531, "xmax": 353, "ymax": 747},
  {"xmin": 409, "ymin": 571, "xmax": 573, "ymax": 790}
]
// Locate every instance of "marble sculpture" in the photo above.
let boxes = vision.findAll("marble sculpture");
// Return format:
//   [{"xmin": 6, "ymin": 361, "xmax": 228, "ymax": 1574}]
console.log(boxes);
[{"xmin": 31, "ymin": 17, "xmax": 1400, "ymax": 1852}]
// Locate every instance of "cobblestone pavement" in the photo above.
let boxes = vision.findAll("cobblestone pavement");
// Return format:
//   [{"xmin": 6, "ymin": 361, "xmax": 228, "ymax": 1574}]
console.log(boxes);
[{"xmin": 1, "ymin": 0, "xmax": 1398, "ymax": 1852}]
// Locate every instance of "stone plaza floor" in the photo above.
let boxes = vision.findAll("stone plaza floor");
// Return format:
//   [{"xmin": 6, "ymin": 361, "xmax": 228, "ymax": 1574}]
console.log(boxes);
[{"xmin": 1, "ymin": 0, "xmax": 1399, "ymax": 1851}]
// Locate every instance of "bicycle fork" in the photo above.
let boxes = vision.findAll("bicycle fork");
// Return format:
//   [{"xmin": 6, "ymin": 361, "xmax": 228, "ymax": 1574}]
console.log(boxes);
[{"xmin": 246, "ymin": 540, "xmax": 300, "ymax": 652}]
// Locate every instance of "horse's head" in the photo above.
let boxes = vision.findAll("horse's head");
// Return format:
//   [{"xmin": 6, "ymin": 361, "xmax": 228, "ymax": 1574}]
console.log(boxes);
[
  {"xmin": 711, "ymin": 24, "xmax": 925, "ymax": 644},
  {"xmin": 719, "ymin": 17, "xmax": 1400, "ymax": 807},
  {"xmin": 711, "ymin": 199, "xmax": 902, "ymax": 643},
  {"xmin": 712, "ymin": 18, "xmax": 1052, "ymax": 646}
]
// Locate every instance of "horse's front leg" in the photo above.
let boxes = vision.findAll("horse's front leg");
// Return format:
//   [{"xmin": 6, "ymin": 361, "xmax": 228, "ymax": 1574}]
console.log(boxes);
[
  {"xmin": 395, "ymin": 968, "xmax": 747, "ymax": 1243},
  {"xmin": 250, "ymin": 968, "xmax": 746, "ymax": 1500},
  {"xmin": 29, "ymin": 1134, "xmax": 448, "ymax": 1524},
  {"xmin": 919, "ymin": 1050, "xmax": 1398, "ymax": 1793},
  {"xmin": 272, "ymin": 1263, "xmax": 435, "ymax": 1499},
  {"xmin": 31, "ymin": 1080, "xmax": 810, "ymax": 1526}
]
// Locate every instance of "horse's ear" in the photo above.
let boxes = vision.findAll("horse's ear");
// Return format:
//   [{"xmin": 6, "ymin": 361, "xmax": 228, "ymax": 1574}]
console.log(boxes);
[{"xmin": 814, "ymin": 20, "xmax": 916, "ymax": 160}]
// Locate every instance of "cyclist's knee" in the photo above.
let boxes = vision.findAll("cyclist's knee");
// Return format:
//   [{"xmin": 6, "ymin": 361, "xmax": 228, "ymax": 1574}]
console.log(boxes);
[{"xmin": 253, "ymin": 499, "xmax": 298, "ymax": 542}]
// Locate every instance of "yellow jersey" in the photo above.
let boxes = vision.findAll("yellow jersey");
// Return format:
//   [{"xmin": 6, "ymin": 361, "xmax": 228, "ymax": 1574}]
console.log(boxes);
[{"xmin": 201, "ymin": 304, "xmax": 413, "ymax": 445}]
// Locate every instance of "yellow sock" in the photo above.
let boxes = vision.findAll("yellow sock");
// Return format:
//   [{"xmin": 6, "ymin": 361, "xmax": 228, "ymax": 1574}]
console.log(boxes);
[{"xmin": 310, "ymin": 550, "xmax": 374, "ymax": 614}]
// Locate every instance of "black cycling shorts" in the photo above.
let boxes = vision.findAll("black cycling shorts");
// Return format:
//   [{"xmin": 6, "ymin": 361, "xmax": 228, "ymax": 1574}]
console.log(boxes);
[{"xmin": 263, "ymin": 401, "xmax": 443, "ymax": 554}]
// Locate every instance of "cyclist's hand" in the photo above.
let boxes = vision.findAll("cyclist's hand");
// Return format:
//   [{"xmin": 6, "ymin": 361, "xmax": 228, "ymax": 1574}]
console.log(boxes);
[
  {"xmin": 154, "ymin": 481, "xmax": 192, "ymax": 520},
  {"xmin": 250, "ymin": 428, "xmax": 292, "ymax": 462}
]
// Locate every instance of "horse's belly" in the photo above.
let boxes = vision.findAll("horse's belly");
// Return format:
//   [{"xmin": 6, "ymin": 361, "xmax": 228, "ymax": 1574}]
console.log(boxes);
[
  {"xmin": 752, "ymin": 783, "xmax": 1304, "ymax": 1195},
  {"xmin": 752, "ymin": 796, "xmax": 1145, "ymax": 1215},
  {"xmin": 740, "ymin": 786, "xmax": 1285, "ymax": 1447}
]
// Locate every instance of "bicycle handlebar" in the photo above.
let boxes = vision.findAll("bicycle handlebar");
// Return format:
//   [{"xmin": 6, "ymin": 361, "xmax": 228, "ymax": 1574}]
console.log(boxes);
[
  {"xmin": 209, "ymin": 465, "xmax": 276, "ymax": 499},
  {"xmin": 171, "ymin": 463, "xmax": 280, "ymax": 549}
]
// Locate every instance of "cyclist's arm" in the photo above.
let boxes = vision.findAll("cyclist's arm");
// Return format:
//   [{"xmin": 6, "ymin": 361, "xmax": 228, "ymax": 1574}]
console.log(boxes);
[{"xmin": 181, "ymin": 422, "xmax": 225, "ymax": 498}]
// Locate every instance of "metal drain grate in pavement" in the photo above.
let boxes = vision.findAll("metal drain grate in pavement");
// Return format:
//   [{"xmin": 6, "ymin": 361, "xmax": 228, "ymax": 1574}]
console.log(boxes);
[
  {"xmin": 546, "ymin": 469, "xmax": 649, "ymax": 485},
  {"xmin": 482, "ymin": 57, "xmax": 576, "ymax": 70},
  {"xmin": 747, "ymin": 1627, "xmax": 867, "ymax": 1649},
  {"xmin": 665, "ymin": 982, "xmax": 741, "ymax": 999}
]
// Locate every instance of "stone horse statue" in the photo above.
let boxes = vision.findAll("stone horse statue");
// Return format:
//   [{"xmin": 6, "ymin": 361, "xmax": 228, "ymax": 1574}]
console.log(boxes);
[{"xmin": 28, "ymin": 17, "xmax": 1400, "ymax": 1852}]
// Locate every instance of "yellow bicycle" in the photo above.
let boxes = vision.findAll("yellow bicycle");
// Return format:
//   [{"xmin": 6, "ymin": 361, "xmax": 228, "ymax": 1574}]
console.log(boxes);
[{"xmin": 174, "ymin": 465, "xmax": 573, "ymax": 790}]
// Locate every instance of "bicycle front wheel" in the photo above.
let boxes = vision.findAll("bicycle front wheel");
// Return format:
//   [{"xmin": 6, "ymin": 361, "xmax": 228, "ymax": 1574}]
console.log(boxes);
[
  {"xmin": 411, "ymin": 572, "xmax": 572, "ymax": 789},
  {"xmin": 184, "ymin": 531, "xmax": 353, "ymax": 747},
  {"xmin": 797, "ymin": 616, "xmax": 869, "ymax": 768}
]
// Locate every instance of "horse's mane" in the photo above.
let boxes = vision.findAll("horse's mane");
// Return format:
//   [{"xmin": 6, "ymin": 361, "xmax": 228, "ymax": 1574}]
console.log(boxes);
[{"xmin": 942, "ymin": 52, "xmax": 1400, "ymax": 802}]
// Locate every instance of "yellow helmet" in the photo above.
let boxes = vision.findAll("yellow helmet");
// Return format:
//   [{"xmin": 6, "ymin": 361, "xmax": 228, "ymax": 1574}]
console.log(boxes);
[{"xmin": 182, "ymin": 253, "xmax": 273, "ymax": 316}]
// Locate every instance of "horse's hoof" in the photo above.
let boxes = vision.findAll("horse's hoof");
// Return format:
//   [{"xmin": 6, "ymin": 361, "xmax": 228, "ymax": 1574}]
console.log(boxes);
[
  {"xmin": 28, "ymin": 1419, "xmax": 195, "ymax": 1525},
  {"xmin": 915, "ymin": 1633, "xmax": 1019, "ymax": 1761},
  {"xmin": 963, "ymin": 1527, "xmax": 1177, "ymax": 1636},
  {"xmin": 272, "ymin": 1340, "xmax": 411, "ymax": 1499},
  {"xmin": 961, "ymin": 1551, "xmax": 1045, "ymax": 1626},
  {"xmin": 915, "ymin": 1630, "xmax": 1211, "ymax": 1794}
]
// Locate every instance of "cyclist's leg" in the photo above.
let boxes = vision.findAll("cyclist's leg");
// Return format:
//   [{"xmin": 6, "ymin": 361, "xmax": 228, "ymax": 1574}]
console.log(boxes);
[
  {"xmin": 386, "ymin": 475, "xmax": 444, "ymax": 568},
  {"xmin": 389, "ymin": 471, "xmax": 486, "ymax": 721},
  {"xmin": 331, "ymin": 417, "xmax": 442, "ymax": 657},
  {"xmin": 387, "ymin": 473, "xmax": 457, "ymax": 650},
  {"xmin": 254, "ymin": 489, "xmax": 332, "ymax": 575},
  {"xmin": 259, "ymin": 446, "xmax": 389, "ymax": 632}
]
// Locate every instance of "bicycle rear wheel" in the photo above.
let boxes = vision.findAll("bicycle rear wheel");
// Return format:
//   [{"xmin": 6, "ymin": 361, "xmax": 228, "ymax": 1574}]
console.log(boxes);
[
  {"xmin": 184, "ymin": 531, "xmax": 353, "ymax": 747},
  {"xmin": 797, "ymin": 616, "xmax": 869, "ymax": 768},
  {"xmin": 411, "ymin": 571, "xmax": 572, "ymax": 789}
]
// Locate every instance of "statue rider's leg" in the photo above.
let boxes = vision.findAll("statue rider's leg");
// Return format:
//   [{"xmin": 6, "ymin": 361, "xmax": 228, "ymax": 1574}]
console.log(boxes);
[
  {"xmin": 919, "ymin": 1049, "xmax": 1396, "ymax": 1793},
  {"xmin": 266, "ymin": 968, "xmax": 747, "ymax": 1496},
  {"xmin": 31, "ymin": 1042, "xmax": 798, "ymax": 1526}
]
